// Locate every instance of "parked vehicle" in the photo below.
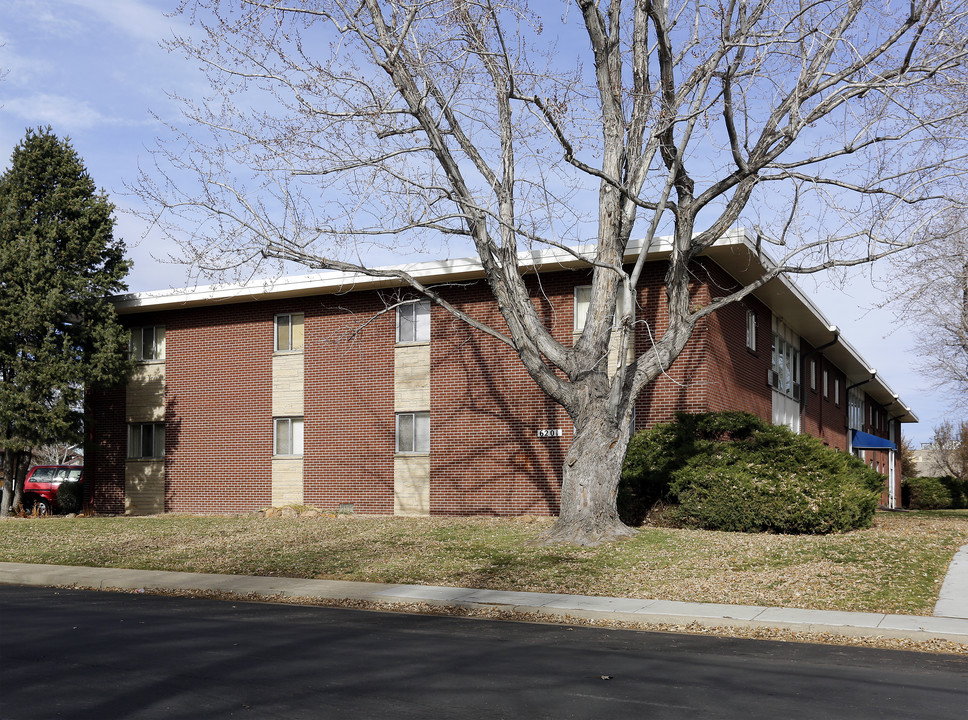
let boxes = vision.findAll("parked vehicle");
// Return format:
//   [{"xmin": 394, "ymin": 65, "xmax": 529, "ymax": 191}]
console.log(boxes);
[{"xmin": 24, "ymin": 465, "xmax": 84, "ymax": 515}]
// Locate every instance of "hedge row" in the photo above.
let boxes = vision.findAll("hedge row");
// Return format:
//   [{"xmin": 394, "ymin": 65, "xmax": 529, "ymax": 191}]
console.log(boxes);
[{"xmin": 903, "ymin": 476, "xmax": 968, "ymax": 509}]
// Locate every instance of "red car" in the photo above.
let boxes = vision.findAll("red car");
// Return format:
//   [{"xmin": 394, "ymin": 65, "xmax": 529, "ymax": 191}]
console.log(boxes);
[{"xmin": 24, "ymin": 465, "xmax": 84, "ymax": 515}]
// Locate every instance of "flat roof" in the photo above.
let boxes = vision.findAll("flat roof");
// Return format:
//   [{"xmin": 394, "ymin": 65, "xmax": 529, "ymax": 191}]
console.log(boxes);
[{"xmin": 113, "ymin": 228, "xmax": 916, "ymax": 422}]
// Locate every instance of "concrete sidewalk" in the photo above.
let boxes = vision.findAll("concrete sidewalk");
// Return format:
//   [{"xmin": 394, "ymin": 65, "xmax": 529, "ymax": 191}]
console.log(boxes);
[{"xmin": 2, "ymin": 555, "xmax": 968, "ymax": 645}]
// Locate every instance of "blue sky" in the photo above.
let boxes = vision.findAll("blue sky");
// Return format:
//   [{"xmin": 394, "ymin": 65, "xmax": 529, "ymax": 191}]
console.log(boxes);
[{"xmin": 0, "ymin": 0, "xmax": 949, "ymax": 443}]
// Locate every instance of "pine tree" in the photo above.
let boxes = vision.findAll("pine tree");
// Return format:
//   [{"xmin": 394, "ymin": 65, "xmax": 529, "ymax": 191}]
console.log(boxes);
[{"xmin": 0, "ymin": 128, "xmax": 131, "ymax": 515}]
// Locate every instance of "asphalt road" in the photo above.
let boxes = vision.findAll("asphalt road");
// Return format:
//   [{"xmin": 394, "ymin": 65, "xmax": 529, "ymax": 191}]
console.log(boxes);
[{"xmin": 1, "ymin": 585, "xmax": 966, "ymax": 719}]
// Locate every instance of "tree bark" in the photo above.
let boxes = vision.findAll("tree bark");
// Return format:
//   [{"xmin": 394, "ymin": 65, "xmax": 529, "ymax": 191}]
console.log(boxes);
[{"xmin": 539, "ymin": 409, "xmax": 637, "ymax": 546}]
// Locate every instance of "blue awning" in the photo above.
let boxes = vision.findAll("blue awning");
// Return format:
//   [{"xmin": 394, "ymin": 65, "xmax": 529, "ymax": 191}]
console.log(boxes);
[{"xmin": 851, "ymin": 430, "xmax": 896, "ymax": 451}]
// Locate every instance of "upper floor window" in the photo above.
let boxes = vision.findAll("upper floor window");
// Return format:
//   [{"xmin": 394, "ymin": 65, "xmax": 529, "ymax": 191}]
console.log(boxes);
[
  {"xmin": 809, "ymin": 360, "xmax": 817, "ymax": 391},
  {"xmin": 574, "ymin": 285, "xmax": 629, "ymax": 332},
  {"xmin": 275, "ymin": 313, "xmax": 304, "ymax": 352},
  {"xmin": 823, "ymin": 370, "xmax": 829, "ymax": 398},
  {"xmin": 834, "ymin": 378, "xmax": 841, "ymax": 406},
  {"xmin": 128, "ymin": 422, "xmax": 165, "ymax": 459},
  {"xmin": 745, "ymin": 310, "xmax": 757, "ymax": 351},
  {"xmin": 397, "ymin": 301, "xmax": 430, "ymax": 343},
  {"xmin": 130, "ymin": 325, "xmax": 165, "ymax": 361},
  {"xmin": 770, "ymin": 330, "xmax": 800, "ymax": 399}
]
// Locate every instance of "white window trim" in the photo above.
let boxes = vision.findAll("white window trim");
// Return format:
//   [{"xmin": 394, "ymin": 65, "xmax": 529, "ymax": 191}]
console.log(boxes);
[
  {"xmin": 396, "ymin": 300, "xmax": 431, "ymax": 344},
  {"xmin": 396, "ymin": 411, "xmax": 430, "ymax": 454},
  {"xmin": 274, "ymin": 313, "xmax": 304, "ymax": 352},
  {"xmin": 746, "ymin": 309, "xmax": 757, "ymax": 351},
  {"xmin": 834, "ymin": 378, "xmax": 841, "ymax": 406},
  {"xmin": 809, "ymin": 360, "xmax": 816, "ymax": 391},
  {"xmin": 273, "ymin": 417, "xmax": 304, "ymax": 457},
  {"xmin": 823, "ymin": 370, "xmax": 829, "ymax": 398},
  {"xmin": 127, "ymin": 422, "xmax": 165, "ymax": 459}
]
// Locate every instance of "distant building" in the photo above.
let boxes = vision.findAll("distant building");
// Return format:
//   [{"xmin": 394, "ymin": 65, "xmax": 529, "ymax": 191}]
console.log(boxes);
[{"xmin": 912, "ymin": 443, "xmax": 948, "ymax": 477}]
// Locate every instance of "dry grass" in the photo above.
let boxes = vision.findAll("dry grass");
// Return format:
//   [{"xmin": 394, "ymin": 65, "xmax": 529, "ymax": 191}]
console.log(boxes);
[{"xmin": 0, "ymin": 510, "xmax": 965, "ymax": 616}]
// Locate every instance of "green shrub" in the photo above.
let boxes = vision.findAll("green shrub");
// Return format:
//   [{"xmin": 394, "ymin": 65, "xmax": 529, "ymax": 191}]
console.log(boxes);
[
  {"xmin": 620, "ymin": 411, "xmax": 767, "ymax": 523},
  {"xmin": 905, "ymin": 476, "xmax": 954, "ymax": 510},
  {"xmin": 621, "ymin": 413, "xmax": 883, "ymax": 533},
  {"xmin": 938, "ymin": 476, "xmax": 968, "ymax": 509},
  {"xmin": 56, "ymin": 481, "xmax": 84, "ymax": 515}
]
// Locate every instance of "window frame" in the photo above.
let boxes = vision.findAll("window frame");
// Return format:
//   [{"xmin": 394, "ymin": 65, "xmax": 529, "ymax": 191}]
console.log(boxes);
[
  {"xmin": 396, "ymin": 300, "xmax": 431, "ymax": 344},
  {"xmin": 745, "ymin": 309, "xmax": 757, "ymax": 351},
  {"xmin": 273, "ymin": 417, "xmax": 304, "ymax": 457},
  {"xmin": 274, "ymin": 313, "xmax": 305, "ymax": 352},
  {"xmin": 809, "ymin": 360, "xmax": 816, "ymax": 391},
  {"xmin": 823, "ymin": 369, "xmax": 829, "ymax": 398},
  {"xmin": 395, "ymin": 411, "xmax": 430, "ymax": 454},
  {"xmin": 834, "ymin": 378, "xmax": 841, "ymax": 406},
  {"xmin": 130, "ymin": 326, "xmax": 165, "ymax": 362},
  {"xmin": 127, "ymin": 422, "xmax": 165, "ymax": 459}
]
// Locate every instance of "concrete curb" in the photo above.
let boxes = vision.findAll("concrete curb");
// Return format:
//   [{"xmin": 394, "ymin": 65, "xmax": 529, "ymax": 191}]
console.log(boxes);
[{"xmin": 2, "ymin": 561, "xmax": 968, "ymax": 645}]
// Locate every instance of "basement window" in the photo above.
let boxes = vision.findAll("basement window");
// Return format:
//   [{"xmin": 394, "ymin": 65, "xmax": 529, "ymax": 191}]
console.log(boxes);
[
  {"xmin": 274, "ymin": 417, "xmax": 304, "ymax": 456},
  {"xmin": 128, "ymin": 423, "xmax": 165, "ymax": 459},
  {"xmin": 396, "ymin": 412, "xmax": 430, "ymax": 454}
]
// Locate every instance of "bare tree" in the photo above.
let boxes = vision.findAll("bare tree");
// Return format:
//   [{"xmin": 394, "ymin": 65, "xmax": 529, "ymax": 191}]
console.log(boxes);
[
  {"xmin": 891, "ymin": 213, "xmax": 968, "ymax": 403},
  {"xmin": 931, "ymin": 419, "xmax": 968, "ymax": 480},
  {"xmin": 140, "ymin": 0, "xmax": 968, "ymax": 544}
]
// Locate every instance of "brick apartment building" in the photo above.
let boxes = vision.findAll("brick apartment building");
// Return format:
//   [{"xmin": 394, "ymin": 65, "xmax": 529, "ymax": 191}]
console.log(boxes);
[{"xmin": 86, "ymin": 230, "xmax": 915, "ymax": 516}]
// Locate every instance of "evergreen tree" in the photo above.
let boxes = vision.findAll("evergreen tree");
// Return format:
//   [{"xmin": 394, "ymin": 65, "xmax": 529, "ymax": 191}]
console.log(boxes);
[{"xmin": 0, "ymin": 128, "xmax": 131, "ymax": 515}]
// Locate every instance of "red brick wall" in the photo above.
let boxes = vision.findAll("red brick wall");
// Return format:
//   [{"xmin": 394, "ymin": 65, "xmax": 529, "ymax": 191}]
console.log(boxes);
[
  {"xmin": 702, "ymin": 261, "xmax": 773, "ymax": 422},
  {"xmin": 634, "ymin": 261, "xmax": 711, "ymax": 427},
  {"xmin": 165, "ymin": 305, "xmax": 273, "ymax": 513},
  {"xmin": 429, "ymin": 276, "xmax": 572, "ymax": 516},
  {"xmin": 86, "ymin": 383, "xmax": 125, "ymax": 514},
  {"xmin": 303, "ymin": 293, "xmax": 395, "ymax": 513}
]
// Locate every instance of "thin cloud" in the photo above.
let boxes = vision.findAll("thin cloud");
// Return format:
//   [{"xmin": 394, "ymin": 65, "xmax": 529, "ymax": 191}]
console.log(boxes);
[{"xmin": 3, "ymin": 93, "xmax": 113, "ymax": 131}]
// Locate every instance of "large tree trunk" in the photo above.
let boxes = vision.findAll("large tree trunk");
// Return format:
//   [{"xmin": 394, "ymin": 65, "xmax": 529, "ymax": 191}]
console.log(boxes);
[
  {"xmin": 539, "ymin": 411, "xmax": 636, "ymax": 546},
  {"xmin": 0, "ymin": 449, "xmax": 28, "ymax": 517}
]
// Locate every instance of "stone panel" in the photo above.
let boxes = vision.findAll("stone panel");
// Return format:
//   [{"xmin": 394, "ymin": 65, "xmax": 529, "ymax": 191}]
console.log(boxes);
[
  {"xmin": 126, "ymin": 362, "xmax": 165, "ymax": 422},
  {"xmin": 272, "ymin": 353, "xmax": 305, "ymax": 416},
  {"xmin": 394, "ymin": 343, "xmax": 430, "ymax": 411},
  {"xmin": 124, "ymin": 460, "xmax": 165, "ymax": 515},
  {"xmin": 272, "ymin": 457, "xmax": 304, "ymax": 506},
  {"xmin": 394, "ymin": 455, "xmax": 430, "ymax": 516}
]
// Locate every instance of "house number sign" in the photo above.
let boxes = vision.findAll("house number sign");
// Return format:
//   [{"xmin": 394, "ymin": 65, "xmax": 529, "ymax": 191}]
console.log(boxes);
[{"xmin": 536, "ymin": 429, "xmax": 563, "ymax": 438}]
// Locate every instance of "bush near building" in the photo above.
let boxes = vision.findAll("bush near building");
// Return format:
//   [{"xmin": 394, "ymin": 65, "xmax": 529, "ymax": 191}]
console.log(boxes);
[
  {"xmin": 621, "ymin": 412, "xmax": 884, "ymax": 534},
  {"xmin": 903, "ymin": 476, "xmax": 968, "ymax": 509}
]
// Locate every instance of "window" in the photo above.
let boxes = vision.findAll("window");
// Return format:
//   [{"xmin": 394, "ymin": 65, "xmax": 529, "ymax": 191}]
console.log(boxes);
[
  {"xmin": 128, "ymin": 423, "xmax": 165, "ymax": 459},
  {"xmin": 770, "ymin": 332, "xmax": 800, "ymax": 399},
  {"xmin": 397, "ymin": 301, "xmax": 430, "ymax": 343},
  {"xmin": 275, "ymin": 313, "xmax": 304, "ymax": 352},
  {"xmin": 823, "ymin": 370, "xmax": 829, "ymax": 398},
  {"xmin": 130, "ymin": 326, "xmax": 165, "ymax": 361},
  {"xmin": 574, "ymin": 285, "xmax": 629, "ymax": 332},
  {"xmin": 810, "ymin": 360, "xmax": 816, "ymax": 391},
  {"xmin": 396, "ymin": 411, "xmax": 430, "ymax": 453},
  {"xmin": 834, "ymin": 378, "xmax": 841, "ymax": 406},
  {"xmin": 745, "ymin": 310, "xmax": 757, "ymax": 351},
  {"xmin": 274, "ymin": 417, "xmax": 304, "ymax": 456}
]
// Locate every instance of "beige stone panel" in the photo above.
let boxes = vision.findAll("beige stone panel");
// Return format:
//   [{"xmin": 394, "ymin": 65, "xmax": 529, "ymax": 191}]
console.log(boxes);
[
  {"xmin": 126, "ymin": 362, "xmax": 165, "ymax": 422},
  {"xmin": 272, "ymin": 353, "xmax": 305, "ymax": 416},
  {"xmin": 394, "ymin": 344, "xmax": 430, "ymax": 412},
  {"xmin": 124, "ymin": 460, "xmax": 165, "ymax": 515},
  {"xmin": 394, "ymin": 455, "xmax": 430, "ymax": 516},
  {"xmin": 272, "ymin": 457, "xmax": 304, "ymax": 507}
]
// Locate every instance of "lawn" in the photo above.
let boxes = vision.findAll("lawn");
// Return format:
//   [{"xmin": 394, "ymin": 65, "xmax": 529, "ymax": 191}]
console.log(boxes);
[{"xmin": 0, "ymin": 510, "xmax": 965, "ymax": 616}]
